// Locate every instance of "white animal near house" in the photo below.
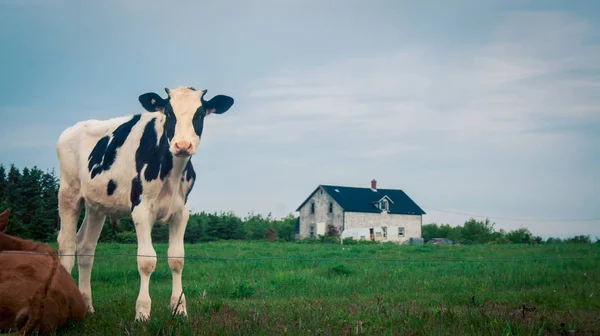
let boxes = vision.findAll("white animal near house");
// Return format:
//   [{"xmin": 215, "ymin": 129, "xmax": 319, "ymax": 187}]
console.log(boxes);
[{"xmin": 55, "ymin": 86, "xmax": 234, "ymax": 321}]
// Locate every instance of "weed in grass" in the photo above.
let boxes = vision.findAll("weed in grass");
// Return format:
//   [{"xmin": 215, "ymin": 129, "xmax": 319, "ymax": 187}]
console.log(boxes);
[
  {"xmin": 327, "ymin": 264, "xmax": 354, "ymax": 277},
  {"xmin": 230, "ymin": 280, "xmax": 256, "ymax": 299}
]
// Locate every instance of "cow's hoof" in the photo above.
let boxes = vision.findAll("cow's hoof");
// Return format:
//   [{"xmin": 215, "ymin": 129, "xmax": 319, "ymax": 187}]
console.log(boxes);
[
  {"xmin": 172, "ymin": 307, "xmax": 188, "ymax": 318},
  {"xmin": 170, "ymin": 296, "xmax": 187, "ymax": 317},
  {"xmin": 135, "ymin": 312, "xmax": 150, "ymax": 322},
  {"xmin": 81, "ymin": 293, "xmax": 95, "ymax": 314}
]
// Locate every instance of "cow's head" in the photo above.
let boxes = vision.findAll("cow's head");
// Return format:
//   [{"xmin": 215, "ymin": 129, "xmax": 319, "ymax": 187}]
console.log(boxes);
[{"xmin": 138, "ymin": 86, "xmax": 234, "ymax": 157}]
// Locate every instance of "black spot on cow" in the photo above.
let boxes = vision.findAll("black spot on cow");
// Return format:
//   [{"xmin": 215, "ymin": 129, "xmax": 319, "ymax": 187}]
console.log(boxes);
[
  {"xmin": 185, "ymin": 179, "xmax": 195, "ymax": 204},
  {"xmin": 182, "ymin": 160, "xmax": 195, "ymax": 182},
  {"xmin": 182, "ymin": 160, "xmax": 196, "ymax": 204},
  {"xmin": 131, "ymin": 117, "xmax": 175, "ymax": 211},
  {"xmin": 88, "ymin": 115, "xmax": 141, "ymax": 179},
  {"xmin": 163, "ymin": 104, "xmax": 176, "ymax": 142},
  {"xmin": 130, "ymin": 176, "xmax": 143, "ymax": 211},
  {"xmin": 88, "ymin": 136, "xmax": 109, "ymax": 178},
  {"xmin": 107, "ymin": 180, "xmax": 117, "ymax": 196},
  {"xmin": 192, "ymin": 108, "xmax": 205, "ymax": 137},
  {"xmin": 135, "ymin": 118, "xmax": 173, "ymax": 182}
]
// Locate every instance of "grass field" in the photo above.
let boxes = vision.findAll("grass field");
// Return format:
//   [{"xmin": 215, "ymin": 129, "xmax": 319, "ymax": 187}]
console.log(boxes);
[{"xmin": 49, "ymin": 241, "xmax": 599, "ymax": 335}]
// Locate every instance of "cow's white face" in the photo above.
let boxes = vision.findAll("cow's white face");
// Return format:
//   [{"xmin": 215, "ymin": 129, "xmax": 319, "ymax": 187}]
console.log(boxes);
[{"xmin": 138, "ymin": 86, "xmax": 234, "ymax": 157}]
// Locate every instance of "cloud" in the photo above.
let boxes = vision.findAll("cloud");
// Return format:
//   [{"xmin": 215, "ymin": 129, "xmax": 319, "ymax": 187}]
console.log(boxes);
[
  {"xmin": 193, "ymin": 10, "xmax": 600, "ymax": 235},
  {"xmin": 228, "ymin": 11, "xmax": 599, "ymax": 143}
]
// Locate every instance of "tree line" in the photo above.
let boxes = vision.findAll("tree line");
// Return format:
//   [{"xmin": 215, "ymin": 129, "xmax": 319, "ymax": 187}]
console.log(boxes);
[
  {"xmin": 0, "ymin": 164, "xmax": 297, "ymax": 244},
  {"xmin": 0, "ymin": 164, "xmax": 596, "ymax": 245},
  {"xmin": 422, "ymin": 219, "xmax": 594, "ymax": 244}
]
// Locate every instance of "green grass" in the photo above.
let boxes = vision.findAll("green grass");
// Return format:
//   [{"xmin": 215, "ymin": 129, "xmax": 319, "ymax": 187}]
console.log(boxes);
[{"xmin": 50, "ymin": 242, "xmax": 599, "ymax": 335}]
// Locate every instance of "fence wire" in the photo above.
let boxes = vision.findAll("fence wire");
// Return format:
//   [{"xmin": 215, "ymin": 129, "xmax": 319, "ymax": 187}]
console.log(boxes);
[{"xmin": 1, "ymin": 250, "xmax": 599, "ymax": 263}]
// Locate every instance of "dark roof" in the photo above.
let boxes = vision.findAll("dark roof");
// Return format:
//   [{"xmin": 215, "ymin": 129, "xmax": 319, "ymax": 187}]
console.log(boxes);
[{"xmin": 296, "ymin": 185, "xmax": 426, "ymax": 215}]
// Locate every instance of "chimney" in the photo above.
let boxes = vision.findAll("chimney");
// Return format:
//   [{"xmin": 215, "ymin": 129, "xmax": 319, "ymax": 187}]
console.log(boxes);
[{"xmin": 371, "ymin": 179, "xmax": 377, "ymax": 191}]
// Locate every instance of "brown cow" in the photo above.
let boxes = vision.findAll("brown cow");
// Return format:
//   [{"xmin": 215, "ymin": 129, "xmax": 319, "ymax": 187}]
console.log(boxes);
[{"xmin": 0, "ymin": 209, "xmax": 86, "ymax": 335}]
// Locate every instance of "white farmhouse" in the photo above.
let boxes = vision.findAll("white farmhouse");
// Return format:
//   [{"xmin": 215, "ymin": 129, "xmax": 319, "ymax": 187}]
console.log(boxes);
[{"xmin": 295, "ymin": 180, "xmax": 426, "ymax": 243}]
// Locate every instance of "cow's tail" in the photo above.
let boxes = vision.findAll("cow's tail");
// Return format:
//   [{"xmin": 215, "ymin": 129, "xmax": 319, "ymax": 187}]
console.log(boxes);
[{"xmin": 20, "ymin": 253, "xmax": 60, "ymax": 335}]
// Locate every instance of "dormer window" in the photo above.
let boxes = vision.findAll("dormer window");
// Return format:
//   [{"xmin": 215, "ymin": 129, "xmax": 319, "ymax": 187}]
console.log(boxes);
[
  {"xmin": 379, "ymin": 199, "xmax": 389, "ymax": 211},
  {"xmin": 376, "ymin": 196, "xmax": 393, "ymax": 212}
]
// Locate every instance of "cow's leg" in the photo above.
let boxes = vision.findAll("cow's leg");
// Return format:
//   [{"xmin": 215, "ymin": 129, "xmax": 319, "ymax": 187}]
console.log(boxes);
[
  {"xmin": 76, "ymin": 205, "xmax": 106, "ymax": 313},
  {"xmin": 132, "ymin": 208, "xmax": 156, "ymax": 321},
  {"xmin": 168, "ymin": 209, "xmax": 189, "ymax": 317},
  {"xmin": 57, "ymin": 183, "xmax": 83, "ymax": 274}
]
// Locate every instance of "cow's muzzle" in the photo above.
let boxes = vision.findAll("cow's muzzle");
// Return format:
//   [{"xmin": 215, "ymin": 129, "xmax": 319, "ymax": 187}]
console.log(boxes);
[{"xmin": 173, "ymin": 141, "xmax": 193, "ymax": 157}]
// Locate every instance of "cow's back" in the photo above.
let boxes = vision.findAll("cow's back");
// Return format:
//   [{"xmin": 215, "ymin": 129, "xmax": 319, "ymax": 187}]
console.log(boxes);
[{"xmin": 57, "ymin": 113, "xmax": 159, "ymax": 216}]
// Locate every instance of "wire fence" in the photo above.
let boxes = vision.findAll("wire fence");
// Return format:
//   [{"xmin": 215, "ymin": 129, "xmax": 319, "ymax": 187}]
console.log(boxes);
[{"xmin": 2, "ymin": 250, "xmax": 599, "ymax": 264}]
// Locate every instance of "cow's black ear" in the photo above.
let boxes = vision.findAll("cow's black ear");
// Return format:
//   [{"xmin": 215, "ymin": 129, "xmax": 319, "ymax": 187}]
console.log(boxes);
[
  {"xmin": 139, "ymin": 93, "xmax": 167, "ymax": 112},
  {"xmin": 204, "ymin": 95, "xmax": 234, "ymax": 115}
]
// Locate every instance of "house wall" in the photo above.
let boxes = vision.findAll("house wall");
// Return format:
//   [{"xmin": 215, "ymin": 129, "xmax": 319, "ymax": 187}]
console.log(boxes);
[
  {"xmin": 298, "ymin": 187, "xmax": 344, "ymax": 238},
  {"xmin": 344, "ymin": 212, "xmax": 422, "ymax": 243}
]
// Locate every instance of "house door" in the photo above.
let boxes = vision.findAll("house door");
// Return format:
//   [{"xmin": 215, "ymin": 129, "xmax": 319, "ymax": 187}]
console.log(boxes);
[{"xmin": 369, "ymin": 228, "xmax": 374, "ymax": 241}]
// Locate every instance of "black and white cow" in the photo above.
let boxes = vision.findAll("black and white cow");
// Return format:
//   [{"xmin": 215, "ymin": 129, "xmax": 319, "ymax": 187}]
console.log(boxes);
[{"xmin": 56, "ymin": 86, "xmax": 234, "ymax": 321}]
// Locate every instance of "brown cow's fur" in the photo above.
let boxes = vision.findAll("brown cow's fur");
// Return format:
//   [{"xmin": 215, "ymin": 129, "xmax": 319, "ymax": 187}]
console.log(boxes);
[
  {"xmin": 0, "ymin": 210, "xmax": 56, "ymax": 256},
  {"xmin": 0, "ymin": 209, "xmax": 86, "ymax": 335}
]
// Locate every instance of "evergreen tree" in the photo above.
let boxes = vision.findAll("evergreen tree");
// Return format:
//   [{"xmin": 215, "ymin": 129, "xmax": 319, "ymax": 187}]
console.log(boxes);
[
  {"xmin": 4, "ymin": 165, "xmax": 26, "ymax": 237},
  {"xmin": 0, "ymin": 165, "xmax": 6, "ymax": 199}
]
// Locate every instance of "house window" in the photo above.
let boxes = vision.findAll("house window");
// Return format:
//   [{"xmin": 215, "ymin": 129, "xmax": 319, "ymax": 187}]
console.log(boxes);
[
  {"xmin": 329, "ymin": 202, "xmax": 333, "ymax": 213},
  {"xmin": 311, "ymin": 203, "xmax": 315, "ymax": 214},
  {"xmin": 382, "ymin": 227, "xmax": 387, "ymax": 239},
  {"xmin": 379, "ymin": 199, "xmax": 389, "ymax": 211},
  {"xmin": 398, "ymin": 227, "xmax": 405, "ymax": 237},
  {"xmin": 309, "ymin": 224, "xmax": 315, "ymax": 237}
]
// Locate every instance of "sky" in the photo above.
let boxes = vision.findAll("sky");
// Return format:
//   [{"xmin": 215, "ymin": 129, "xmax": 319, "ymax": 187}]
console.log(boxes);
[{"xmin": 0, "ymin": 0, "xmax": 599, "ymax": 239}]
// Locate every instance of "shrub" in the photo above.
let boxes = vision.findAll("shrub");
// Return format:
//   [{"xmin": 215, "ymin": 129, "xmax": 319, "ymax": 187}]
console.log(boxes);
[
  {"xmin": 326, "ymin": 224, "xmax": 340, "ymax": 237},
  {"xmin": 492, "ymin": 236, "xmax": 510, "ymax": 244},
  {"xmin": 294, "ymin": 237, "xmax": 311, "ymax": 244},
  {"xmin": 264, "ymin": 226, "xmax": 279, "ymax": 242},
  {"xmin": 319, "ymin": 235, "xmax": 340, "ymax": 244},
  {"xmin": 565, "ymin": 235, "xmax": 591, "ymax": 244},
  {"xmin": 358, "ymin": 239, "xmax": 378, "ymax": 245},
  {"xmin": 115, "ymin": 231, "xmax": 138, "ymax": 244},
  {"xmin": 342, "ymin": 237, "xmax": 358, "ymax": 245},
  {"xmin": 506, "ymin": 228, "xmax": 534, "ymax": 244}
]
